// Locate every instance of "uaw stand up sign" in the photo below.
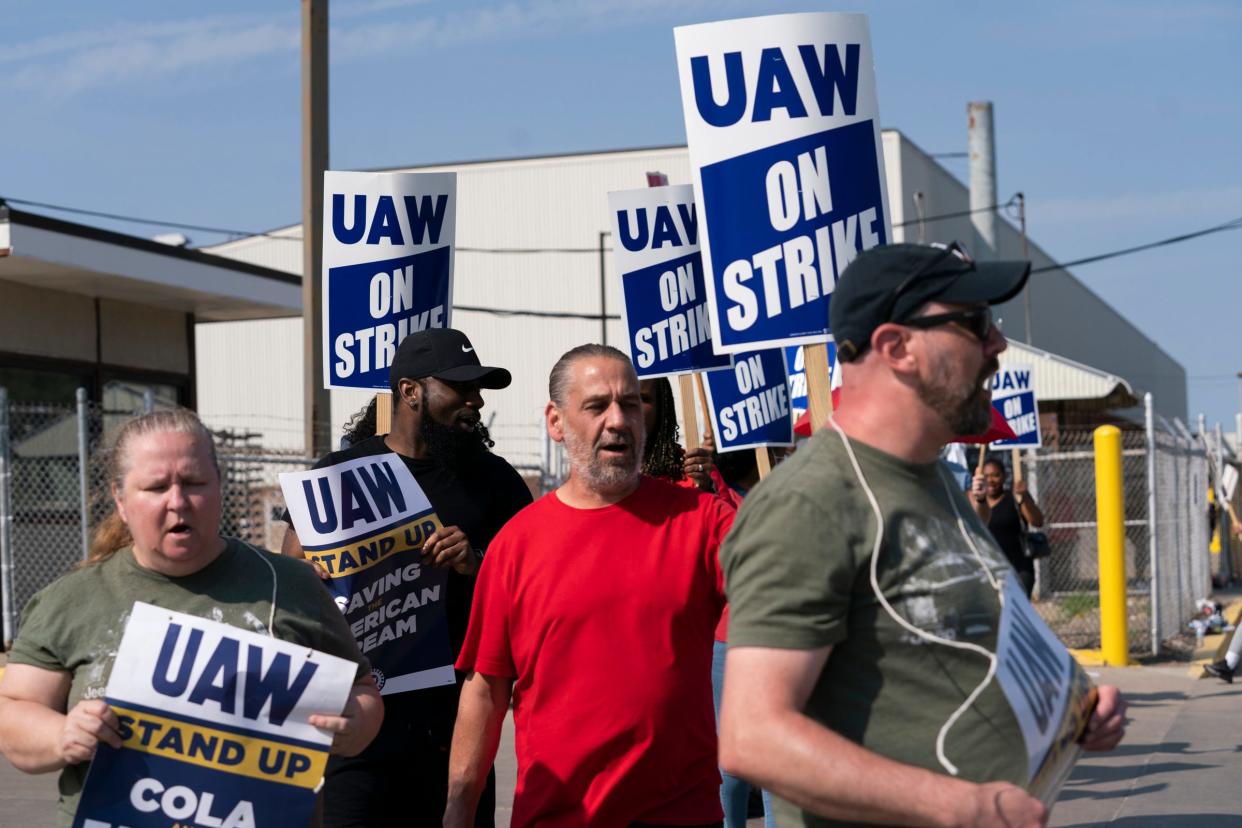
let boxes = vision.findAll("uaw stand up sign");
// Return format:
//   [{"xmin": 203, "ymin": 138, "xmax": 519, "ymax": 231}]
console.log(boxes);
[
  {"xmin": 323, "ymin": 171, "xmax": 456, "ymax": 390},
  {"xmin": 73, "ymin": 603, "xmax": 356, "ymax": 828},
  {"xmin": 675, "ymin": 12, "xmax": 891, "ymax": 355},
  {"xmin": 280, "ymin": 453, "xmax": 456, "ymax": 696}
]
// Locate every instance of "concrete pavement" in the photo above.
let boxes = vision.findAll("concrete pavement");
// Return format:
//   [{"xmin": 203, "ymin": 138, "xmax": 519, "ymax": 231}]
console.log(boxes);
[{"xmin": 1, "ymin": 662, "xmax": 1238, "ymax": 826}]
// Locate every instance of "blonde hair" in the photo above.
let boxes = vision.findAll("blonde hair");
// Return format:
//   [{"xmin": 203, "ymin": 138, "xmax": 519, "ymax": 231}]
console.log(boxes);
[{"xmin": 86, "ymin": 409, "xmax": 219, "ymax": 565}]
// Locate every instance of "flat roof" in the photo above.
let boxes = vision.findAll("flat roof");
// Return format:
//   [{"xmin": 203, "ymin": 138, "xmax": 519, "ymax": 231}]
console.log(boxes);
[{"xmin": 0, "ymin": 204, "xmax": 301, "ymax": 321}]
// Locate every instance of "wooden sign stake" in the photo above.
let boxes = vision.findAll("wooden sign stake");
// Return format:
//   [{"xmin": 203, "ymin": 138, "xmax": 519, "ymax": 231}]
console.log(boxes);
[
  {"xmin": 803, "ymin": 342, "xmax": 835, "ymax": 432},
  {"xmin": 755, "ymin": 446, "xmax": 773, "ymax": 479},
  {"xmin": 376, "ymin": 392, "xmax": 392, "ymax": 435},
  {"xmin": 1011, "ymin": 448, "xmax": 1023, "ymax": 484},
  {"xmin": 677, "ymin": 375, "xmax": 702, "ymax": 451}
]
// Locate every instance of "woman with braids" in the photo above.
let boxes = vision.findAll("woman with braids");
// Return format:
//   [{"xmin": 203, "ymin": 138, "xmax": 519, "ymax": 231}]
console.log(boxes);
[
  {"xmin": 0, "ymin": 409, "xmax": 382, "ymax": 827},
  {"xmin": 640, "ymin": 377, "xmax": 728, "ymax": 499}
]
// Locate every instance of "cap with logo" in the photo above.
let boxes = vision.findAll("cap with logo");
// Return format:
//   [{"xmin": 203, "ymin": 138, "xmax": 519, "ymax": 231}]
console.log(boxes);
[
  {"xmin": 830, "ymin": 242, "xmax": 1030, "ymax": 362},
  {"xmin": 389, "ymin": 328, "xmax": 512, "ymax": 391}
]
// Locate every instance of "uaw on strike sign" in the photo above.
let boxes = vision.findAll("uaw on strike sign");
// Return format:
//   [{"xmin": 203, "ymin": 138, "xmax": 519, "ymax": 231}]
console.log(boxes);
[
  {"xmin": 281, "ymin": 454, "xmax": 455, "ymax": 695},
  {"xmin": 704, "ymin": 349, "xmax": 793, "ymax": 452},
  {"xmin": 675, "ymin": 13, "xmax": 892, "ymax": 354},
  {"xmin": 73, "ymin": 602, "xmax": 356, "ymax": 828},
  {"xmin": 990, "ymin": 364, "xmax": 1043, "ymax": 448},
  {"xmin": 323, "ymin": 171, "xmax": 456, "ymax": 390},
  {"xmin": 608, "ymin": 185, "xmax": 731, "ymax": 379}
]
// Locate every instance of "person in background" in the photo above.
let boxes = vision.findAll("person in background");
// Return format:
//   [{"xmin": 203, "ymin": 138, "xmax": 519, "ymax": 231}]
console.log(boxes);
[
  {"xmin": 982, "ymin": 457, "xmax": 1046, "ymax": 598},
  {"xmin": 445, "ymin": 344, "xmax": 731, "ymax": 827},
  {"xmin": 640, "ymin": 376, "xmax": 720, "ymax": 494},
  {"xmin": 0, "ymin": 409, "xmax": 381, "ymax": 828},
  {"xmin": 282, "ymin": 328, "xmax": 532, "ymax": 828}
]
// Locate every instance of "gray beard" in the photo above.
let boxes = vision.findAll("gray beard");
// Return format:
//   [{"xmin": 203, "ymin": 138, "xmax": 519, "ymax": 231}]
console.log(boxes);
[{"xmin": 562, "ymin": 427, "xmax": 643, "ymax": 495}]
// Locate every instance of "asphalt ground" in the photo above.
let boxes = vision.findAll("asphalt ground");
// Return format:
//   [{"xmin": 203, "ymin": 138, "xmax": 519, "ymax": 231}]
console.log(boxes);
[{"xmin": 1, "ymin": 660, "xmax": 1239, "ymax": 826}]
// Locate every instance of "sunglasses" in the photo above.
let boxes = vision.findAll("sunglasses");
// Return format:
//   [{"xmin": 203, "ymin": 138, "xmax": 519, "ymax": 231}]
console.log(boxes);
[{"xmin": 902, "ymin": 306, "xmax": 996, "ymax": 341}]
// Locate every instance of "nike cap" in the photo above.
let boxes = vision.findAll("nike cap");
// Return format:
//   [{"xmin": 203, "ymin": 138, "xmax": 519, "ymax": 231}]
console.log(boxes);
[
  {"xmin": 389, "ymin": 328, "xmax": 512, "ymax": 391},
  {"xmin": 831, "ymin": 242, "xmax": 1030, "ymax": 362}
]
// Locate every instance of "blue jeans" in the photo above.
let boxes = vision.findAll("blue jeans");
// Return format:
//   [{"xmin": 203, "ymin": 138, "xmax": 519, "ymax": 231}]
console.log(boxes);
[{"xmin": 712, "ymin": 640, "xmax": 775, "ymax": 828}]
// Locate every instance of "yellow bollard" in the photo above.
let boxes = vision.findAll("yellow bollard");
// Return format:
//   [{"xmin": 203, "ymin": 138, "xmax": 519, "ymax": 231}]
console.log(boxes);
[{"xmin": 1094, "ymin": 425, "xmax": 1129, "ymax": 666}]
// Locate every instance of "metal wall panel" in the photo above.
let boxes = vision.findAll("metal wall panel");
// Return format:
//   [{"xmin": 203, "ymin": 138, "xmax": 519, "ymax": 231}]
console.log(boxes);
[{"xmin": 198, "ymin": 139, "xmax": 1187, "ymax": 464}]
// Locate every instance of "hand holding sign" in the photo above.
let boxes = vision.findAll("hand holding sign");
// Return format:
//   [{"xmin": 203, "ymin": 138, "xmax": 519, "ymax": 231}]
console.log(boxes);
[
  {"xmin": 308, "ymin": 680, "xmax": 383, "ymax": 757},
  {"xmin": 422, "ymin": 525, "xmax": 478, "ymax": 575},
  {"xmin": 1080, "ymin": 685, "xmax": 1126, "ymax": 752},
  {"xmin": 60, "ymin": 699, "xmax": 122, "ymax": 764}
]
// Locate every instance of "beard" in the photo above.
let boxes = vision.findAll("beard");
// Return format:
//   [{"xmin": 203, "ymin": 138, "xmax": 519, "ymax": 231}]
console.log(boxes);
[
  {"xmin": 562, "ymin": 426, "xmax": 644, "ymax": 495},
  {"xmin": 917, "ymin": 355, "xmax": 998, "ymax": 437},
  {"xmin": 421, "ymin": 415, "xmax": 487, "ymax": 470}
]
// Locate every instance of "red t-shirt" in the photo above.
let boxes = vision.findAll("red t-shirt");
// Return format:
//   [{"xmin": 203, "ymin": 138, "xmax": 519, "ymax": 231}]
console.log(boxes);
[{"xmin": 457, "ymin": 476, "xmax": 732, "ymax": 827}]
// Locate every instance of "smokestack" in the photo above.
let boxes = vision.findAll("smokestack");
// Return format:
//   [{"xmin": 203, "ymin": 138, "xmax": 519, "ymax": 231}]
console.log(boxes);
[{"xmin": 968, "ymin": 101, "xmax": 997, "ymax": 258}]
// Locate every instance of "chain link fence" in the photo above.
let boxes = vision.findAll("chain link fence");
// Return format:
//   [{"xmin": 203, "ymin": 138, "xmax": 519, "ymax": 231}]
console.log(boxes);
[{"xmin": 1024, "ymin": 397, "xmax": 1212, "ymax": 657}]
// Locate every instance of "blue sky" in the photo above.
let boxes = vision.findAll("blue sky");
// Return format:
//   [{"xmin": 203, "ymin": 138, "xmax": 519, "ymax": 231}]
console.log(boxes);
[{"xmin": 3, "ymin": 1, "xmax": 1240, "ymax": 426}]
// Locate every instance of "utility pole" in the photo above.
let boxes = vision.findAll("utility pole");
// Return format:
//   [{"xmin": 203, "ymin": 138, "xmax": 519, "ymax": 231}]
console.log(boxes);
[
  {"xmin": 968, "ymin": 101, "xmax": 997, "ymax": 258},
  {"xmin": 302, "ymin": 0, "xmax": 331, "ymax": 458}
]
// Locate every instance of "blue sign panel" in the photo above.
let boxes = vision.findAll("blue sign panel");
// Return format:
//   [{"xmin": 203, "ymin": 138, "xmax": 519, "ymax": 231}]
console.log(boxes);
[
  {"xmin": 990, "ymin": 364, "xmax": 1043, "ymax": 448},
  {"xmin": 704, "ymin": 349, "xmax": 794, "ymax": 451},
  {"xmin": 784, "ymin": 341, "xmax": 836, "ymax": 416},
  {"xmin": 697, "ymin": 123, "xmax": 887, "ymax": 352}
]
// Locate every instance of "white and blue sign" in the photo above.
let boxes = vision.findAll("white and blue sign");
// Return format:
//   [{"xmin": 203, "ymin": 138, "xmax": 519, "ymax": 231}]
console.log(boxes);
[
  {"xmin": 322, "ymin": 171, "xmax": 456, "ymax": 390},
  {"xmin": 281, "ymin": 453, "xmax": 455, "ymax": 696},
  {"xmin": 991, "ymin": 364, "xmax": 1042, "ymax": 448},
  {"xmin": 784, "ymin": 341, "xmax": 836, "ymax": 418},
  {"xmin": 609, "ymin": 185, "xmax": 732, "ymax": 379},
  {"xmin": 73, "ymin": 602, "xmax": 356, "ymax": 828},
  {"xmin": 704, "ymin": 349, "xmax": 793, "ymax": 451},
  {"xmin": 675, "ymin": 13, "xmax": 892, "ymax": 354}
]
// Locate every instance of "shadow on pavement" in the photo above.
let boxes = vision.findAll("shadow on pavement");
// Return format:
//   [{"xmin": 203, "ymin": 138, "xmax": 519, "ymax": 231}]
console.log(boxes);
[
  {"xmin": 1056, "ymin": 782, "xmax": 1166, "ymax": 802},
  {"xmin": 1120, "ymin": 691, "xmax": 1186, "ymax": 707},
  {"xmin": 1064, "ymin": 761, "xmax": 1213, "ymax": 786},
  {"xmin": 1058, "ymin": 816, "xmax": 1242, "ymax": 827}
]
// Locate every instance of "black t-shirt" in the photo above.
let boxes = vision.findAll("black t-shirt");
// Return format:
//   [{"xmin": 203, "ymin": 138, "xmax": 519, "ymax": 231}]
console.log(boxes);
[
  {"xmin": 289, "ymin": 434, "xmax": 533, "ymax": 756},
  {"xmin": 986, "ymin": 491, "xmax": 1030, "ymax": 575}
]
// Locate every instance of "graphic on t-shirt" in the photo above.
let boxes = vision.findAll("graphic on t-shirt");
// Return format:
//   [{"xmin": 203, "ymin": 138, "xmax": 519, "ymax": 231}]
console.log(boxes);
[
  {"xmin": 281, "ymin": 453, "xmax": 456, "ymax": 695},
  {"xmin": 888, "ymin": 513, "xmax": 1009, "ymax": 642},
  {"xmin": 73, "ymin": 602, "xmax": 356, "ymax": 828}
]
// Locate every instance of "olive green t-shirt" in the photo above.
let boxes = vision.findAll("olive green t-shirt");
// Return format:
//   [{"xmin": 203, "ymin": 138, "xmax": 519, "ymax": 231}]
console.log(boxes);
[
  {"xmin": 721, "ymin": 429, "xmax": 1027, "ymax": 828},
  {"xmin": 8, "ymin": 538, "xmax": 368, "ymax": 827}
]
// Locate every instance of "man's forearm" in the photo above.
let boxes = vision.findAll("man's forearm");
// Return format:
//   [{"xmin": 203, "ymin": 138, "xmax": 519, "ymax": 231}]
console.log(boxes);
[
  {"xmin": 722, "ymin": 704, "xmax": 988, "ymax": 827},
  {"xmin": 444, "ymin": 672, "xmax": 510, "ymax": 828}
]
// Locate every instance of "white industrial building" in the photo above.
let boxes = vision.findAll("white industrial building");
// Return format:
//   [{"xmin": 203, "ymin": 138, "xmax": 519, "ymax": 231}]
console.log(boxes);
[{"xmin": 196, "ymin": 130, "xmax": 1185, "ymax": 467}]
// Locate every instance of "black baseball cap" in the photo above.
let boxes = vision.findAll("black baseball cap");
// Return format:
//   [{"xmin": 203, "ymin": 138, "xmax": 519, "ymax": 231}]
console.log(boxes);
[
  {"xmin": 389, "ymin": 328, "xmax": 511, "ymax": 391},
  {"xmin": 831, "ymin": 242, "xmax": 1030, "ymax": 362}
]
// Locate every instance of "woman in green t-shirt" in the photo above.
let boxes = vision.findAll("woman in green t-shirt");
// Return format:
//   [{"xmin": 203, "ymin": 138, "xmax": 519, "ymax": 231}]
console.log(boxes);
[{"xmin": 0, "ymin": 408, "xmax": 383, "ymax": 825}]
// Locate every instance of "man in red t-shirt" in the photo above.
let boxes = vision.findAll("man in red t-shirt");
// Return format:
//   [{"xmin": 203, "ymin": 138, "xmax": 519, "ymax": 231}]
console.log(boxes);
[{"xmin": 445, "ymin": 344, "xmax": 732, "ymax": 828}]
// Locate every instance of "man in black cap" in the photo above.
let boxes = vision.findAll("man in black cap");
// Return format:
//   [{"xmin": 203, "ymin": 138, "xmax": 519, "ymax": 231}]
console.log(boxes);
[
  {"xmin": 715, "ymin": 244, "xmax": 1127, "ymax": 828},
  {"xmin": 283, "ymin": 327, "xmax": 533, "ymax": 828}
]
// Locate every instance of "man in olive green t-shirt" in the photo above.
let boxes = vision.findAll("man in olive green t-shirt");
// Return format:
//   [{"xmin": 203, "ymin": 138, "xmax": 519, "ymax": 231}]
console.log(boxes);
[{"xmin": 718, "ymin": 243, "xmax": 1128, "ymax": 828}]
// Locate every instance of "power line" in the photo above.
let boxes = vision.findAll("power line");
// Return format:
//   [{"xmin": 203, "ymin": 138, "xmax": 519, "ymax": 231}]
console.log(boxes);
[
  {"xmin": 1031, "ymin": 216, "xmax": 1242, "ymax": 274},
  {"xmin": 2, "ymin": 193, "xmax": 1016, "ymax": 252},
  {"xmin": 456, "ymin": 304, "xmax": 619, "ymax": 321}
]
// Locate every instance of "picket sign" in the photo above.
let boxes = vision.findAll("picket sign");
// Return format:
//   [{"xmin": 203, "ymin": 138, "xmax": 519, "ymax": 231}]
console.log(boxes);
[
  {"xmin": 322, "ymin": 171, "xmax": 456, "ymax": 391},
  {"xmin": 674, "ymin": 12, "xmax": 892, "ymax": 356}
]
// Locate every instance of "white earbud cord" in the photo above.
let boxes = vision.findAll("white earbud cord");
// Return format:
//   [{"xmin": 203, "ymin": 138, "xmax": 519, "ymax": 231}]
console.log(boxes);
[
  {"xmin": 240, "ymin": 541, "xmax": 279, "ymax": 638},
  {"xmin": 828, "ymin": 415, "xmax": 1004, "ymax": 776}
]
